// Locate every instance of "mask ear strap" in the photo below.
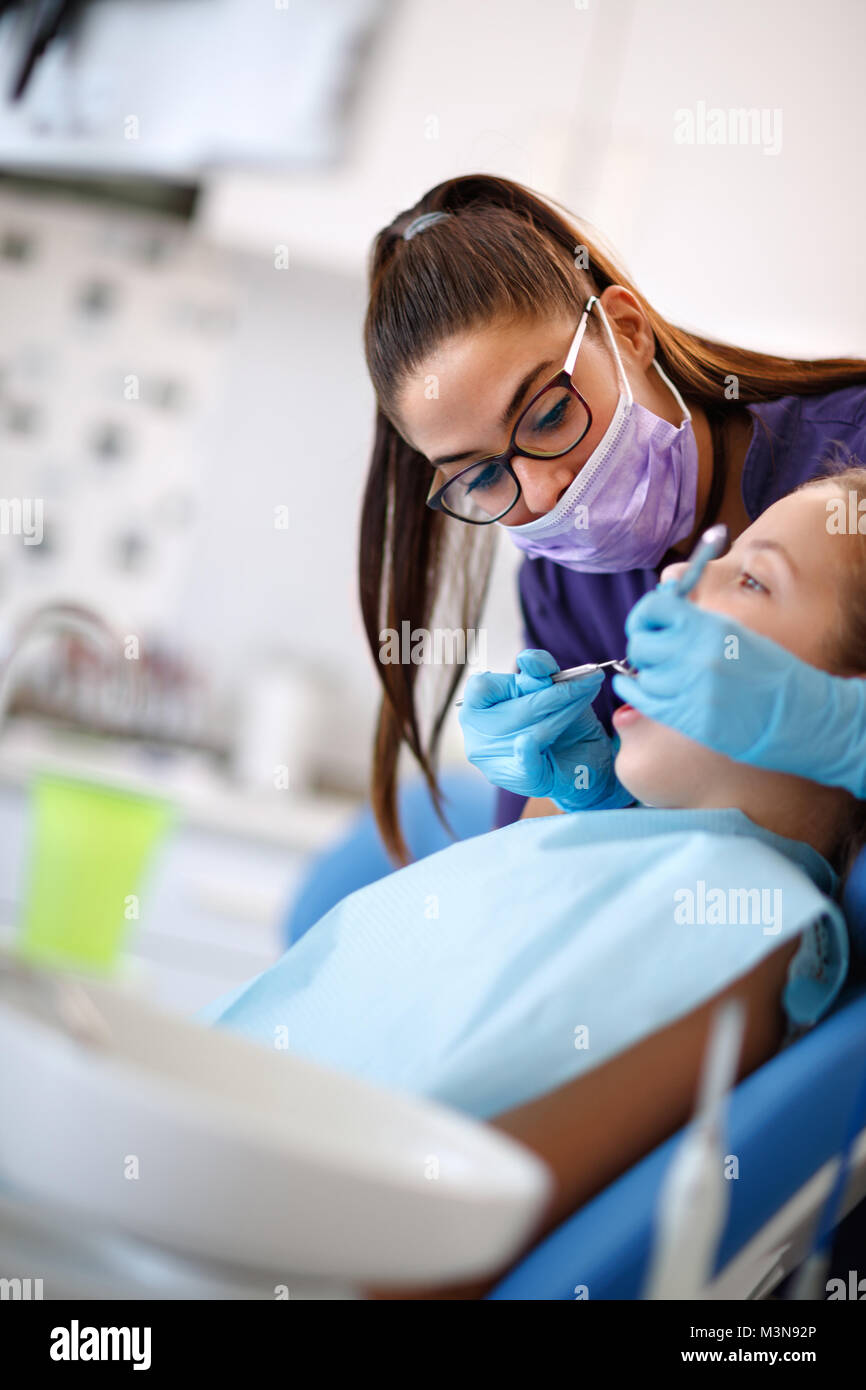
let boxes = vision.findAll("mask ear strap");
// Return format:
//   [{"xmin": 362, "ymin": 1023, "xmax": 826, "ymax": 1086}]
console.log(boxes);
[
  {"xmin": 593, "ymin": 299, "xmax": 634, "ymax": 408},
  {"xmin": 652, "ymin": 359, "xmax": 693, "ymax": 424},
  {"xmin": 597, "ymin": 299, "xmax": 692, "ymax": 425}
]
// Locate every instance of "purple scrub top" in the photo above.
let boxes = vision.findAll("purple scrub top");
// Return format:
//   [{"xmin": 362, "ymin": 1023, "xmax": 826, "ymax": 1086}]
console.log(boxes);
[{"xmin": 494, "ymin": 384, "xmax": 866, "ymax": 828}]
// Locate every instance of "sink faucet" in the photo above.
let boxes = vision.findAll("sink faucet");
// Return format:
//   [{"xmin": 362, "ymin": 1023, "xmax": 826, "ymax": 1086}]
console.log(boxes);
[{"xmin": 0, "ymin": 602, "xmax": 132, "ymax": 726}]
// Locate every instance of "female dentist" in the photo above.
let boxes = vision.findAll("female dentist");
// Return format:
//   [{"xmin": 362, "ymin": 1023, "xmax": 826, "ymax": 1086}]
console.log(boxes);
[{"xmin": 360, "ymin": 173, "xmax": 866, "ymax": 856}]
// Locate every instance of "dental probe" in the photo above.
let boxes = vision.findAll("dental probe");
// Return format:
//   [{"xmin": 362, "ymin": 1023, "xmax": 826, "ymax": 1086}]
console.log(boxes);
[
  {"xmin": 671, "ymin": 522, "xmax": 729, "ymax": 598},
  {"xmin": 550, "ymin": 658, "xmax": 634, "ymax": 683},
  {"xmin": 453, "ymin": 658, "xmax": 631, "ymax": 708}
]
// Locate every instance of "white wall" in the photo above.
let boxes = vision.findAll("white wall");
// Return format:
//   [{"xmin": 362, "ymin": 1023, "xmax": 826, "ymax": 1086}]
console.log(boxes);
[
  {"xmin": 164, "ymin": 254, "xmax": 383, "ymax": 786},
  {"xmin": 204, "ymin": 0, "xmax": 865, "ymax": 360},
  {"xmin": 580, "ymin": 0, "xmax": 865, "ymax": 357},
  {"xmin": 164, "ymin": 252, "xmax": 523, "ymax": 786}
]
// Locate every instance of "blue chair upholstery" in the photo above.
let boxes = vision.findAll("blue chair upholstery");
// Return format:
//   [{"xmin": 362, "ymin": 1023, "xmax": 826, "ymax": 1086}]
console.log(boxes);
[
  {"xmin": 284, "ymin": 767, "xmax": 497, "ymax": 945},
  {"xmin": 842, "ymin": 842, "xmax": 866, "ymax": 968},
  {"xmin": 487, "ymin": 977, "xmax": 866, "ymax": 1298}
]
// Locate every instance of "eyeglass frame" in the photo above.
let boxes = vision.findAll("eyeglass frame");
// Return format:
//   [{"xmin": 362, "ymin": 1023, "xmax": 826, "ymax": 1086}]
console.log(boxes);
[{"xmin": 425, "ymin": 294, "xmax": 599, "ymax": 525}]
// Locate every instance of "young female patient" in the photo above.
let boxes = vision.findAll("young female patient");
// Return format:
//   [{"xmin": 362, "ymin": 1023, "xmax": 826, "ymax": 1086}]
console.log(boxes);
[{"xmin": 202, "ymin": 468, "xmax": 866, "ymax": 1298}]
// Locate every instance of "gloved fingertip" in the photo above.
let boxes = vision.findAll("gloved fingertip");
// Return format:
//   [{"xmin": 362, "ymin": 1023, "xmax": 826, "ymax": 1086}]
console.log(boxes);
[
  {"xmin": 516, "ymin": 648, "xmax": 559, "ymax": 679},
  {"xmin": 463, "ymin": 670, "xmax": 512, "ymax": 708},
  {"xmin": 625, "ymin": 582, "xmax": 683, "ymax": 628},
  {"xmin": 528, "ymin": 671, "xmax": 603, "ymax": 712},
  {"xmin": 558, "ymin": 666, "xmax": 605, "ymax": 693},
  {"xmin": 611, "ymin": 673, "xmax": 637, "ymax": 703},
  {"xmin": 515, "ymin": 670, "xmax": 554, "ymax": 697}
]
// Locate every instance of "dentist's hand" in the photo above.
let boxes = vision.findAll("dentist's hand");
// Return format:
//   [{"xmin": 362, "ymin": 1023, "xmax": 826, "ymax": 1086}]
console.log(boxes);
[
  {"xmin": 459, "ymin": 648, "xmax": 635, "ymax": 810},
  {"xmin": 611, "ymin": 584, "xmax": 866, "ymax": 798}
]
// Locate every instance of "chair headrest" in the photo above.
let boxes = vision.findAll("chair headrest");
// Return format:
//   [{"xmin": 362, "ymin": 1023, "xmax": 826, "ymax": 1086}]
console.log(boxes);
[{"xmin": 841, "ymin": 843, "xmax": 866, "ymax": 966}]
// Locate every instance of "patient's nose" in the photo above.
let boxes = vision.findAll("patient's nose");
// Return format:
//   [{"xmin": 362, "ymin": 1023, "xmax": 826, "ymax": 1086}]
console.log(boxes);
[{"xmin": 660, "ymin": 560, "xmax": 687, "ymax": 586}]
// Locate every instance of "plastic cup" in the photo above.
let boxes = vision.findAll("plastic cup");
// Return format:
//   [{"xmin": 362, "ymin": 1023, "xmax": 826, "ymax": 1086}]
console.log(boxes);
[{"xmin": 18, "ymin": 774, "xmax": 172, "ymax": 974}]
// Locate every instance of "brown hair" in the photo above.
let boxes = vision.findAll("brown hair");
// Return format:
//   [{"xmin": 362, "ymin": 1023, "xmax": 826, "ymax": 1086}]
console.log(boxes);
[{"xmin": 361, "ymin": 173, "xmax": 866, "ymax": 862}]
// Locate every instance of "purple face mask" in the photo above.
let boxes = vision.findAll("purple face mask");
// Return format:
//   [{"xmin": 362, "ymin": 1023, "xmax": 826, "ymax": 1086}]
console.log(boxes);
[{"xmin": 504, "ymin": 300, "xmax": 699, "ymax": 573}]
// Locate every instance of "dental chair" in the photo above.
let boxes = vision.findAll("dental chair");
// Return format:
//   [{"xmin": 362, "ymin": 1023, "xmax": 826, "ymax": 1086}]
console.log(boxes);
[
  {"xmin": 285, "ymin": 772, "xmax": 866, "ymax": 1300},
  {"xmin": 5, "ymin": 775, "xmax": 862, "ymax": 1300}
]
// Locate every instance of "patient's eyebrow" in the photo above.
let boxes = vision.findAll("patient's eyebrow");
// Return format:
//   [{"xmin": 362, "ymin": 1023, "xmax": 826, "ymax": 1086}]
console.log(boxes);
[
  {"xmin": 429, "ymin": 358, "xmax": 556, "ymax": 469},
  {"xmin": 744, "ymin": 538, "xmax": 800, "ymax": 578}
]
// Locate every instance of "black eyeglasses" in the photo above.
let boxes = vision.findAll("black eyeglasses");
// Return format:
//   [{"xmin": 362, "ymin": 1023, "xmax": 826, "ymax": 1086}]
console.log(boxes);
[{"xmin": 425, "ymin": 295, "xmax": 597, "ymax": 525}]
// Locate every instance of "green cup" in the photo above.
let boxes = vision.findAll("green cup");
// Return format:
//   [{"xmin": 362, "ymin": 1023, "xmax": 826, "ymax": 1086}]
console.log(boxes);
[{"xmin": 18, "ymin": 774, "xmax": 172, "ymax": 974}]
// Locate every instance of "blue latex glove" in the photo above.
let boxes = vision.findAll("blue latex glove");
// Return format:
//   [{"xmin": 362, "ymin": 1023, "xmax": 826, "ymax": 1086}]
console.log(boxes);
[
  {"xmin": 459, "ymin": 648, "xmax": 635, "ymax": 811},
  {"xmin": 611, "ymin": 583, "xmax": 866, "ymax": 798}
]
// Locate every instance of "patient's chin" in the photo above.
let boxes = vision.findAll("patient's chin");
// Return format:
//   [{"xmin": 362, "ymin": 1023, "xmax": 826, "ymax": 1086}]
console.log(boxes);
[{"xmin": 614, "ymin": 716, "xmax": 708, "ymax": 808}]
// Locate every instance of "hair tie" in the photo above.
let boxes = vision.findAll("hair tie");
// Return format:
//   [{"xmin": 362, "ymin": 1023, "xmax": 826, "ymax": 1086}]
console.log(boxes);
[{"xmin": 403, "ymin": 210, "xmax": 452, "ymax": 241}]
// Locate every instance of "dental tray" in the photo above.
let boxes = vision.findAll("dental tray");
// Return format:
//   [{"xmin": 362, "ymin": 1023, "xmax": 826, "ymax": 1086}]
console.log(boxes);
[{"xmin": 0, "ymin": 951, "xmax": 551, "ymax": 1288}]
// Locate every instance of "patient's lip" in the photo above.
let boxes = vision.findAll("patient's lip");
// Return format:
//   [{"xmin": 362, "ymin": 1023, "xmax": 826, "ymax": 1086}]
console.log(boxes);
[{"xmin": 612, "ymin": 703, "xmax": 642, "ymax": 729}]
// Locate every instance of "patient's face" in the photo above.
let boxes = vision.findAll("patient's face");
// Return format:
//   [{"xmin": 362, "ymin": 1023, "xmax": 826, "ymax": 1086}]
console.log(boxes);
[{"xmin": 613, "ymin": 483, "xmax": 859, "ymax": 808}]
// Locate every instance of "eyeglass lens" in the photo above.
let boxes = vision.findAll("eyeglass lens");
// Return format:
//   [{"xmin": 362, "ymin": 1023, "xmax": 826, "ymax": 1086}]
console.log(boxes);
[{"xmin": 438, "ymin": 384, "xmax": 589, "ymax": 522}]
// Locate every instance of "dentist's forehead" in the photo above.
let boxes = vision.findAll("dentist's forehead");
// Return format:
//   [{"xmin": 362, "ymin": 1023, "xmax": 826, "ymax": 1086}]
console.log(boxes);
[{"xmin": 395, "ymin": 316, "xmax": 568, "ymax": 448}]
